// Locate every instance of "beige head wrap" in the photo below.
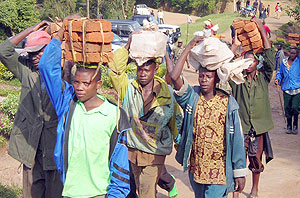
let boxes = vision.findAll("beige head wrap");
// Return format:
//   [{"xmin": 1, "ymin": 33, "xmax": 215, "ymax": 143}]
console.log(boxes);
[{"xmin": 188, "ymin": 37, "xmax": 252, "ymax": 84}]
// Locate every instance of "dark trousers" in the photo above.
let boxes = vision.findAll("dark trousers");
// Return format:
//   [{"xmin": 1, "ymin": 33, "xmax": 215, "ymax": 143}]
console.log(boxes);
[
  {"xmin": 283, "ymin": 92, "xmax": 300, "ymax": 119},
  {"xmin": 23, "ymin": 151, "xmax": 63, "ymax": 198}
]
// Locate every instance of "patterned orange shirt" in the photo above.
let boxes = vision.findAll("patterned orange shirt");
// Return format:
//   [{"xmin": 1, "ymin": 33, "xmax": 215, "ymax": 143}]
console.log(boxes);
[{"xmin": 189, "ymin": 91, "xmax": 229, "ymax": 185}]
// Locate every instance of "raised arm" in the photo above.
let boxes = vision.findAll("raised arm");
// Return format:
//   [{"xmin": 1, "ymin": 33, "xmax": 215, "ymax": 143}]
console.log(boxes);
[
  {"xmin": 0, "ymin": 21, "xmax": 49, "ymax": 80},
  {"xmin": 170, "ymin": 36, "xmax": 203, "ymax": 90},
  {"xmin": 108, "ymin": 33, "xmax": 139, "ymax": 101},
  {"xmin": 39, "ymin": 16, "xmax": 80, "ymax": 116},
  {"xmin": 251, "ymin": 17, "xmax": 271, "ymax": 50},
  {"xmin": 10, "ymin": 21, "xmax": 49, "ymax": 46}
]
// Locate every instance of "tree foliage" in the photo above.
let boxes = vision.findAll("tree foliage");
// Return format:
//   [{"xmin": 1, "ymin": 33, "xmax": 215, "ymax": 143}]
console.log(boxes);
[
  {"xmin": 82, "ymin": 0, "xmax": 136, "ymax": 19},
  {"xmin": 0, "ymin": 0, "xmax": 40, "ymax": 40},
  {"xmin": 39, "ymin": 0, "xmax": 77, "ymax": 20},
  {"xmin": 285, "ymin": 0, "xmax": 300, "ymax": 21}
]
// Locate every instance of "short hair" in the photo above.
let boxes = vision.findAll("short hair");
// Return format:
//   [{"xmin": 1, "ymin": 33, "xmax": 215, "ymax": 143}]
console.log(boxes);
[
  {"xmin": 198, "ymin": 66, "xmax": 220, "ymax": 83},
  {"xmin": 142, "ymin": 59, "xmax": 156, "ymax": 68},
  {"xmin": 76, "ymin": 66, "xmax": 102, "ymax": 81}
]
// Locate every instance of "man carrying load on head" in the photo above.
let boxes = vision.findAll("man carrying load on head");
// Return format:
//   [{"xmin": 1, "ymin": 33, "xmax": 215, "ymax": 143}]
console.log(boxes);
[
  {"xmin": 169, "ymin": 34, "xmax": 249, "ymax": 198},
  {"xmin": 108, "ymin": 32, "xmax": 182, "ymax": 198},
  {"xmin": 38, "ymin": 16, "xmax": 131, "ymax": 198},
  {"xmin": 0, "ymin": 21, "xmax": 64, "ymax": 197}
]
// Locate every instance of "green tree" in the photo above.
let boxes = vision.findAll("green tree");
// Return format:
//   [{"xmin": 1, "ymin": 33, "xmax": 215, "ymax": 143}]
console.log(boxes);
[
  {"xmin": 0, "ymin": 0, "xmax": 40, "ymax": 41},
  {"xmin": 39, "ymin": 0, "xmax": 77, "ymax": 20},
  {"xmin": 286, "ymin": 0, "xmax": 300, "ymax": 21},
  {"xmin": 85, "ymin": 0, "xmax": 135, "ymax": 19}
]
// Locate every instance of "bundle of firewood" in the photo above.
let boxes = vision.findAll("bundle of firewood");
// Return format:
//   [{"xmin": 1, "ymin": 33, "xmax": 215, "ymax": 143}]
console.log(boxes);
[
  {"xmin": 233, "ymin": 20, "xmax": 264, "ymax": 54},
  {"xmin": 287, "ymin": 33, "xmax": 300, "ymax": 47},
  {"xmin": 56, "ymin": 19, "xmax": 114, "ymax": 64}
]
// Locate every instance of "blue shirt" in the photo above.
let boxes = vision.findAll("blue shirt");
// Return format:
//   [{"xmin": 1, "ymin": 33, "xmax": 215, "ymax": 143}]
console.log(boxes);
[{"xmin": 275, "ymin": 55, "xmax": 300, "ymax": 91}]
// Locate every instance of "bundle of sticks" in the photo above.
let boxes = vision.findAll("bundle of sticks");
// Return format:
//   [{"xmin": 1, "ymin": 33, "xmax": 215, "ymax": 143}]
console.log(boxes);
[{"xmin": 233, "ymin": 19, "xmax": 264, "ymax": 54}]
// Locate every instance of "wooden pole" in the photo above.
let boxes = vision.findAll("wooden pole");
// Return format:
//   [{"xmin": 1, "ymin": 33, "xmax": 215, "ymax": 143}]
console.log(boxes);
[
  {"xmin": 97, "ymin": 0, "xmax": 100, "ymax": 17},
  {"xmin": 233, "ymin": 0, "xmax": 236, "ymax": 12},
  {"xmin": 277, "ymin": 85, "xmax": 286, "ymax": 124},
  {"xmin": 87, "ymin": 0, "xmax": 89, "ymax": 18}
]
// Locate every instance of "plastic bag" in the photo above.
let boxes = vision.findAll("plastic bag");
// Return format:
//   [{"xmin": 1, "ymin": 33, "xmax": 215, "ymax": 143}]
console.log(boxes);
[{"xmin": 129, "ymin": 31, "xmax": 167, "ymax": 66}]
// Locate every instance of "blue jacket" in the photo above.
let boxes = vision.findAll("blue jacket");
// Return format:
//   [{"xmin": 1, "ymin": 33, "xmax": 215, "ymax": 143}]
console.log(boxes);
[
  {"xmin": 275, "ymin": 55, "xmax": 300, "ymax": 91},
  {"xmin": 174, "ymin": 80, "xmax": 248, "ymax": 194},
  {"xmin": 39, "ymin": 38, "xmax": 130, "ymax": 197}
]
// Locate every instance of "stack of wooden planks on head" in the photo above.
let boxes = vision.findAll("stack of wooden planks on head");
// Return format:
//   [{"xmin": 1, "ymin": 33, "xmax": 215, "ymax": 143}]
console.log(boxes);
[
  {"xmin": 59, "ymin": 19, "xmax": 114, "ymax": 64},
  {"xmin": 233, "ymin": 19, "xmax": 264, "ymax": 54},
  {"xmin": 287, "ymin": 33, "xmax": 300, "ymax": 47}
]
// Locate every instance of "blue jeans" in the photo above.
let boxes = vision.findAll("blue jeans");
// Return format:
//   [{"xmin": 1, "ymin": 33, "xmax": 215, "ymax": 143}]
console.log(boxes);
[{"xmin": 188, "ymin": 172, "xmax": 227, "ymax": 198}]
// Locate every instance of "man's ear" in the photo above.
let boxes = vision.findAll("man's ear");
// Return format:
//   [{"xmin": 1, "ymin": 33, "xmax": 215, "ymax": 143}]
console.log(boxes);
[
  {"xmin": 96, "ymin": 80, "xmax": 102, "ymax": 89},
  {"xmin": 154, "ymin": 63, "xmax": 159, "ymax": 73}
]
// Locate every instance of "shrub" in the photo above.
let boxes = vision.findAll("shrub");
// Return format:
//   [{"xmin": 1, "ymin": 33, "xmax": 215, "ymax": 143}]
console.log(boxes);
[
  {"xmin": 0, "ymin": 135, "xmax": 7, "ymax": 148},
  {"xmin": 0, "ymin": 62, "xmax": 14, "ymax": 80},
  {"xmin": 0, "ymin": 183, "xmax": 22, "ymax": 198},
  {"xmin": 285, "ymin": 0, "xmax": 300, "ymax": 21},
  {"xmin": 101, "ymin": 65, "xmax": 113, "ymax": 89},
  {"xmin": 0, "ymin": 115, "xmax": 13, "ymax": 135},
  {"xmin": 0, "ymin": 93, "xmax": 20, "ymax": 120}
]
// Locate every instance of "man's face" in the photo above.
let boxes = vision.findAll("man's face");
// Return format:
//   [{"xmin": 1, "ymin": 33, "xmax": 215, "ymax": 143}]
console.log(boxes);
[
  {"xmin": 137, "ymin": 63, "xmax": 156, "ymax": 86},
  {"xmin": 244, "ymin": 53, "xmax": 258, "ymax": 74},
  {"xmin": 178, "ymin": 42, "xmax": 183, "ymax": 47},
  {"xmin": 289, "ymin": 49, "xmax": 298, "ymax": 61},
  {"xmin": 73, "ymin": 70, "xmax": 102, "ymax": 102},
  {"xmin": 165, "ymin": 30, "xmax": 169, "ymax": 35},
  {"xmin": 28, "ymin": 47, "xmax": 45, "ymax": 69},
  {"xmin": 198, "ymin": 70, "xmax": 217, "ymax": 95}
]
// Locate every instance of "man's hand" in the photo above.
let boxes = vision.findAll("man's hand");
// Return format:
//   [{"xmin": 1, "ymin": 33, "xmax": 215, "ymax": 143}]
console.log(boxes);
[
  {"xmin": 250, "ymin": 17, "xmax": 264, "ymax": 33},
  {"xmin": 188, "ymin": 36, "xmax": 204, "ymax": 48},
  {"xmin": 125, "ymin": 31, "xmax": 141, "ymax": 51},
  {"xmin": 234, "ymin": 177, "xmax": 246, "ymax": 193},
  {"xmin": 55, "ymin": 14, "xmax": 81, "ymax": 41},
  {"xmin": 33, "ymin": 21, "xmax": 50, "ymax": 32}
]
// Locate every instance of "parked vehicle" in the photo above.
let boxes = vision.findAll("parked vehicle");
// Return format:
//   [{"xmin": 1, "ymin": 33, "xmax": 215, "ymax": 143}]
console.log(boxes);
[
  {"xmin": 112, "ymin": 33, "xmax": 127, "ymax": 51},
  {"xmin": 239, "ymin": 7, "xmax": 256, "ymax": 17},
  {"xmin": 158, "ymin": 24, "xmax": 181, "ymax": 39},
  {"xmin": 135, "ymin": 4, "xmax": 151, "ymax": 15},
  {"xmin": 12, "ymin": 37, "xmax": 27, "ymax": 55},
  {"xmin": 132, "ymin": 14, "xmax": 159, "ymax": 26},
  {"xmin": 107, "ymin": 19, "xmax": 141, "ymax": 41}
]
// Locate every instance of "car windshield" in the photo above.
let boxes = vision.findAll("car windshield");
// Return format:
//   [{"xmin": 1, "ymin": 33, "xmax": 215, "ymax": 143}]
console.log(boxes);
[
  {"xmin": 137, "ymin": 4, "xmax": 147, "ymax": 8},
  {"xmin": 113, "ymin": 33, "xmax": 123, "ymax": 42},
  {"xmin": 148, "ymin": 15, "xmax": 159, "ymax": 25},
  {"xmin": 132, "ymin": 23, "xmax": 141, "ymax": 31}
]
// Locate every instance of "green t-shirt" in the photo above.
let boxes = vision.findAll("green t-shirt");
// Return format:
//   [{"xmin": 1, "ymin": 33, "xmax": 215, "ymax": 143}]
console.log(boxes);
[{"xmin": 62, "ymin": 95, "xmax": 118, "ymax": 197}]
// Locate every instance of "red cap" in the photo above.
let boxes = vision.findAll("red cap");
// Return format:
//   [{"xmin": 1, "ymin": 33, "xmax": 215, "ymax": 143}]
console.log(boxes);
[{"xmin": 22, "ymin": 31, "xmax": 51, "ymax": 53}]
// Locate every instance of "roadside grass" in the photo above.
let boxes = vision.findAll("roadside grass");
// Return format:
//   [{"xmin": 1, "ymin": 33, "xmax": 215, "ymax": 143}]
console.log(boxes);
[
  {"xmin": 180, "ymin": 13, "xmax": 240, "ymax": 45},
  {"xmin": 0, "ymin": 183, "xmax": 22, "ymax": 198}
]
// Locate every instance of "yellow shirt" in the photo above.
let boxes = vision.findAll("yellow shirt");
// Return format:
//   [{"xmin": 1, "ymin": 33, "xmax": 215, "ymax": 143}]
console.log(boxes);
[{"xmin": 190, "ymin": 91, "xmax": 228, "ymax": 185}]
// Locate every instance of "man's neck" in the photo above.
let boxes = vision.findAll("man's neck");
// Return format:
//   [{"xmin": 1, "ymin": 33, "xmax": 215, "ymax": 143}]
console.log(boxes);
[
  {"xmin": 141, "ymin": 79, "xmax": 154, "ymax": 92},
  {"xmin": 202, "ymin": 90, "xmax": 216, "ymax": 101},
  {"xmin": 247, "ymin": 70, "xmax": 257, "ymax": 84},
  {"xmin": 83, "ymin": 95, "xmax": 104, "ymax": 112}
]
